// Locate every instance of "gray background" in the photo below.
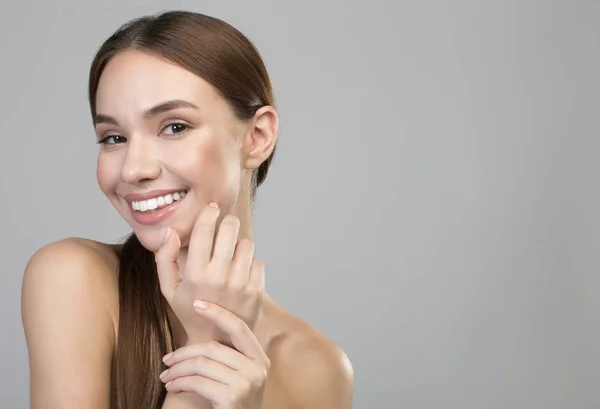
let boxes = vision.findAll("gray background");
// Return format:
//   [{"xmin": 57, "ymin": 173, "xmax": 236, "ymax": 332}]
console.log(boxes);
[{"xmin": 0, "ymin": 1, "xmax": 598, "ymax": 408}]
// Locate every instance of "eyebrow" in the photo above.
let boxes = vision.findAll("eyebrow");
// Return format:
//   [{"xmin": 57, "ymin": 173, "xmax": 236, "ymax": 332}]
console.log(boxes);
[{"xmin": 93, "ymin": 99, "xmax": 200, "ymax": 126}]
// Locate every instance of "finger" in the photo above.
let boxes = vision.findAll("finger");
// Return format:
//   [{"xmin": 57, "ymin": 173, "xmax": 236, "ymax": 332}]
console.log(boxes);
[
  {"xmin": 161, "ymin": 354, "xmax": 241, "ymax": 385},
  {"xmin": 165, "ymin": 375, "xmax": 226, "ymax": 401},
  {"xmin": 210, "ymin": 214, "xmax": 240, "ymax": 265},
  {"xmin": 186, "ymin": 203, "xmax": 221, "ymax": 269},
  {"xmin": 163, "ymin": 341, "xmax": 245, "ymax": 371},
  {"xmin": 154, "ymin": 227, "xmax": 181, "ymax": 300},
  {"xmin": 248, "ymin": 258, "xmax": 265, "ymax": 294},
  {"xmin": 230, "ymin": 238, "xmax": 254, "ymax": 286},
  {"xmin": 193, "ymin": 300, "xmax": 266, "ymax": 361}
]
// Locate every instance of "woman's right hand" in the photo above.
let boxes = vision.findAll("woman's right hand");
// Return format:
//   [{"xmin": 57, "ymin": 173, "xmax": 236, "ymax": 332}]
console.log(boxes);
[{"xmin": 154, "ymin": 203, "xmax": 265, "ymax": 344}]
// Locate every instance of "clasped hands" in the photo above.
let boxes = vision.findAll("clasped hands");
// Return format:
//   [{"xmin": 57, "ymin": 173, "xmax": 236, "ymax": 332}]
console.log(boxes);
[{"xmin": 155, "ymin": 203, "xmax": 269, "ymax": 409}]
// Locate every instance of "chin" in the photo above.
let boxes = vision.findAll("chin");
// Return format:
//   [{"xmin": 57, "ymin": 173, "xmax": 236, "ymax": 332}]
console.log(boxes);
[
  {"xmin": 134, "ymin": 231, "xmax": 165, "ymax": 253},
  {"xmin": 130, "ymin": 220, "xmax": 195, "ymax": 254},
  {"xmin": 116, "ymin": 195, "xmax": 196, "ymax": 252}
]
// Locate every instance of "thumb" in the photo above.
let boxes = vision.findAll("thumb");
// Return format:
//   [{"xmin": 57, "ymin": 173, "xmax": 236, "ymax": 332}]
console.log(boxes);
[{"xmin": 155, "ymin": 227, "xmax": 181, "ymax": 300}]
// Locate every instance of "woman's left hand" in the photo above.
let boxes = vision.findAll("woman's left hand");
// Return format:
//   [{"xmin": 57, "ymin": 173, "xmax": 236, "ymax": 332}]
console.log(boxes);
[{"xmin": 160, "ymin": 300, "xmax": 270, "ymax": 409}]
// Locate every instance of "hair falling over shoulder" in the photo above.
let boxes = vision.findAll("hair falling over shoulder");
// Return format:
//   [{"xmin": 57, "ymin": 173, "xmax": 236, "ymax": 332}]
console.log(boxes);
[
  {"xmin": 116, "ymin": 233, "xmax": 173, "ymax": 408},
  {"xmin": 88, "ymin": 10, "xmax": 276, "ymax": 408}
]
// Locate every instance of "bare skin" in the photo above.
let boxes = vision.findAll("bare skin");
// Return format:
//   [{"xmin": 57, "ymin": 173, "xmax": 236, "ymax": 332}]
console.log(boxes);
[
  {"xmin": 21, "ymin": 48, "xmax": 354, "ymax": 409},
  {"xmin": 22, "ymin": 237, "xmax": 353, "ymax": 409}
]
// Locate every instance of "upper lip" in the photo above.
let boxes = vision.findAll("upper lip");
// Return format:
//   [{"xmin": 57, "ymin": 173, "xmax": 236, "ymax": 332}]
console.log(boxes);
[{"xmin": 123, "ymin": 189, "xmax": 188, "ymax": 202}]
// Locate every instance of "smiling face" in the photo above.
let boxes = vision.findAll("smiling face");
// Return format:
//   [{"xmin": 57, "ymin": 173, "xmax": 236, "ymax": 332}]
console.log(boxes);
[{"xmin": 94, "ymin": 49, "xmax": 259, "ymax": 252}]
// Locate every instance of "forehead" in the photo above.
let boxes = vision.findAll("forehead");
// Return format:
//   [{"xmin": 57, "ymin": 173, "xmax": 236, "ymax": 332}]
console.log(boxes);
[{"xmin": 95, "ymin": 49, "xmax": 221, "ymax": 116}]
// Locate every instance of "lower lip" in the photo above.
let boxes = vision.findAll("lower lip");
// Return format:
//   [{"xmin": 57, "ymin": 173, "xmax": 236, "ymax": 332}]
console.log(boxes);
[{"xmin": 128, "ymin": 196, "xmax": 187, "ymax": 225}]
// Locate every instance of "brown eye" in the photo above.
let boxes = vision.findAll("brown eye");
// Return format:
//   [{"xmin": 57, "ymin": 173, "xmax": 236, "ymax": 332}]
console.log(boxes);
[
  {"xmin": 98, "ymin": 135, "xmax": 126, "ymax": 145},
  {"xmin": 163, "ymin": 123, "xmax": 188, "ymax": 135}
]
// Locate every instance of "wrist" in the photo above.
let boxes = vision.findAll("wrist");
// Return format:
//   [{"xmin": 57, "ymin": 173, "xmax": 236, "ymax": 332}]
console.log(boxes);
[
  {"xmin": 163, "ymin": 391, "xmax": 211, "ymax": 408},
  {"xmin": 184, "ymin": 329, "xmax": 228, "ymax": 347}
]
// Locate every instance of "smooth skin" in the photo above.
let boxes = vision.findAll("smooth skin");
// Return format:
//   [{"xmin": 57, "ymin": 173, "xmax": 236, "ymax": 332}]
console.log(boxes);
[
  {"xmin": 21, "ymin": 48, "xmax": 354, "ymax": 409},
  {"xmin": 157, "ymin": 204, "xmax": 269, "ymax": 408}
]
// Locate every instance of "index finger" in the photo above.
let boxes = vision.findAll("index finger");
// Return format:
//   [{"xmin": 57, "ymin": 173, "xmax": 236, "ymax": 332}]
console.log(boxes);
[
  {"xmin": 186, "ymin": 203, "xmax": 221, "ymax": 268},
  {"xmin": 192, "ymin": 300, "xmax": 266, "ymax": 362}
]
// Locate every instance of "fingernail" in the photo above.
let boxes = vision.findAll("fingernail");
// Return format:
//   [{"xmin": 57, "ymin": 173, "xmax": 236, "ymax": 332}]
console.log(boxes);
[
  {"xmin": 159, "ymin": 369, "xmax": 168, "ymax": 379},
  {"xmin": 161, "ymin": 227, "xmax": 171, "ymax": 244},
  {"xmin": 208, "ymin": 202, "xmax": 219, "ymax": 208},
  {"xmin": 193, "ymin": 300, "xmax": 209, "ymax": 309},
  {"xmin": 162, "ymin": 352, "xmax": 173, "ymax": 362},
  {"xmin": 165, "ymin": 381, "xmax": 172, "ymax": 389}
]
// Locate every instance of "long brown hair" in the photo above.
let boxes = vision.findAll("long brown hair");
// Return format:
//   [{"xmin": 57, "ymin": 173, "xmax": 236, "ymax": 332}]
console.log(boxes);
[{"xmin": 88, "ymin": 11, "xmax": 276, "ymax": 409}]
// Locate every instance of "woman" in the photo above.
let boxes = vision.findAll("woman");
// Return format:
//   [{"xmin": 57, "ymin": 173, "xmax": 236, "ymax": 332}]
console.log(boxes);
[{"xmin": 21, "ymin": 10, "xmax": 354, "ymax": 409}]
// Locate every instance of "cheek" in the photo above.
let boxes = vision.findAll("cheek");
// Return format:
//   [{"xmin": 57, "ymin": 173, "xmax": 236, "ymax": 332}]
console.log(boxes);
[
  {"xmin": 173, "ymin": 136, "xmax": 241, "ymax": 203},
  {"xmin": 96, "ymin": 154, "xmax": 119, "ymax": 197}
]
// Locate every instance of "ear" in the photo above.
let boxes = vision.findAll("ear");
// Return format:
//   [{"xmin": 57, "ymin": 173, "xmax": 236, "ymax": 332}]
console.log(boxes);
[{"xmin": 242, "ymin": 106, "xmax": 279, "ymax": 171}]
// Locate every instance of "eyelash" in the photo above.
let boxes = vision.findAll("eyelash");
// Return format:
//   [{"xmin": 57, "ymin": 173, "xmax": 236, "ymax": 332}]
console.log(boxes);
[{"xmin": 96, "ymin": 121, "xmax": 191, "ymax": 145}]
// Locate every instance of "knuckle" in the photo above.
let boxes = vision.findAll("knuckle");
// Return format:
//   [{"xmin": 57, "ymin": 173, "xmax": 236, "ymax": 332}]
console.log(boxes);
[
  {"xmin": 251, "ymin": 260, "xmax": 265, "ymax": 279},
  {"xmin": 243, "ymin": 283, "xmax": 260, "ymax": 296},
  {"xmin": 223, "ymin": 392, "xmax": 237, "ymax": 406},
  {"xmin": 250, "ymin": 369, "xmax": 266, "ymax": 387},
  {"xmin": 186, "ymin": 274, "xmax": 202, "ymax": 287},
  {"xmin": 252, "ymin": 359, "xmax": 270, "ymax": 382},
  {"xmin": 238, "ymin": 377, "xmax": 252, "ymax": 393},
  {"xmin": 228, "ymin": 279, "xmax": 245, "ymax": 292},
  {"xmin": 206, "ymin": 340, "xmax": 221, "ymax": 351},
  {"xmin": 205, "ymin": 274, "xmax": 227, "ymax": 289},
  {"xmin": 166, "ymin": 352, "xmax": 177, "ymax": 363},
  {"xmin": 200, "ymin": 270, "xmax": 227, "ymax": 288},
  {"xmin": 178, "ymin": 376, "xmax": 193, "ymax": 390},
  {"xmin": 236, "ymin": 238, "xmax": 254, "ymax": 253},
  {"xmin": 233, "ymin": 318, "xmax": 247, "ymax": 333},
  {"xmin": 168, "ymin": 378, "xmax": 181, "ymax": 391},
  {"xmin": 242, "ymin": 284, "xmax": 263, "ymax": 301},
  {"xmin": 253, "ymin": 258, "xmax": 264, "ymax": 270},
  {"xmin": 238, "ymin": 321, "xmax": 252, "ymax": 338},
  {"xmin": 193, "ymin": 356, "xmax": 208, "ymax": 367}
]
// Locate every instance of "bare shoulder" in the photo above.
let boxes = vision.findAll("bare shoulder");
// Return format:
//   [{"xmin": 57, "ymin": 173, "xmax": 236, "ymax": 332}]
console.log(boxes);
[
  {"xmin": 21, "ymin": 237, "xmax": 120, "ymax": 408},
  {"xmin": 24, "ymin": 236, "xmax": 120, "ymax": 276},
  {"xmin": 22, "ymin": 237, "xmax": 120, "ymax": 327},
  {"xmin": 261, "ymin": 297, "xmax": 355, "ymax": 409}
]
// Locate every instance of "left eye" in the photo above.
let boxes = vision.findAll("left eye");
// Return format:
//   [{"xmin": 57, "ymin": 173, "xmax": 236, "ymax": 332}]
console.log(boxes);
[{"xmin": 163, "ymin": 123, "xmax": 188, "ymax": 135}]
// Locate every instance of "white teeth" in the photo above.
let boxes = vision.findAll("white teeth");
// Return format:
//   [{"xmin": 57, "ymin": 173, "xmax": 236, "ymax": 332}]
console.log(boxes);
[
  {"xmin": 131, "ymin": 190, "xmax": 187, "ymax": 212},
  {"xmin": 147, "ymin": 198, "xmax": 158, "ymax": 211}
]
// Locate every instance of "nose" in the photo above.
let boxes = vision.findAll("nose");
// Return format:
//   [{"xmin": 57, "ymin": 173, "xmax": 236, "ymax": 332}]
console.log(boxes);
[{"xmin": 120, "ymin": 136, "xmax": 161, "ymax": 184}]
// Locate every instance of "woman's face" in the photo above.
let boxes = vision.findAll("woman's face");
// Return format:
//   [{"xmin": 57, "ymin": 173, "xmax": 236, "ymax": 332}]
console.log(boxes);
[{"xmin": 94, "ymin": 49, "xmax": 253, "ymax": 252}]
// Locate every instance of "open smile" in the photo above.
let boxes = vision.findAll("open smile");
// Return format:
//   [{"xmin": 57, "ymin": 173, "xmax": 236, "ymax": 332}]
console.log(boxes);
[
  {"xmin": 131, "ymin": 190, "xmax": 188, "ymax": 212},
  {"xmin": 125, "ymin": 189, "xmax": 190, "ymax": 225}
]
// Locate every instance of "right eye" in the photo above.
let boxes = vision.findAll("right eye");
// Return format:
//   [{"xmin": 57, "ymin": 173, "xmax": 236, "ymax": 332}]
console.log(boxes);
[{"xmin": 98, "ymin": 135, "xmax": 127, "ymax": 145}]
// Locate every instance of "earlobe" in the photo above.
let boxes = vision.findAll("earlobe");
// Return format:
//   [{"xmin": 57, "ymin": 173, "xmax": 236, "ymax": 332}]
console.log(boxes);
[{"xmin": 243, "ymin": 106, "xmax": 279, "ymax": 170}]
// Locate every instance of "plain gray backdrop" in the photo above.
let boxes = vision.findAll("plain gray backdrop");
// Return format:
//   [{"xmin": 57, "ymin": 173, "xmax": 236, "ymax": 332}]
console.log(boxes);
[{"xmin": 1, "ymin": 1, "xmax": 598, "ymax": 408}]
